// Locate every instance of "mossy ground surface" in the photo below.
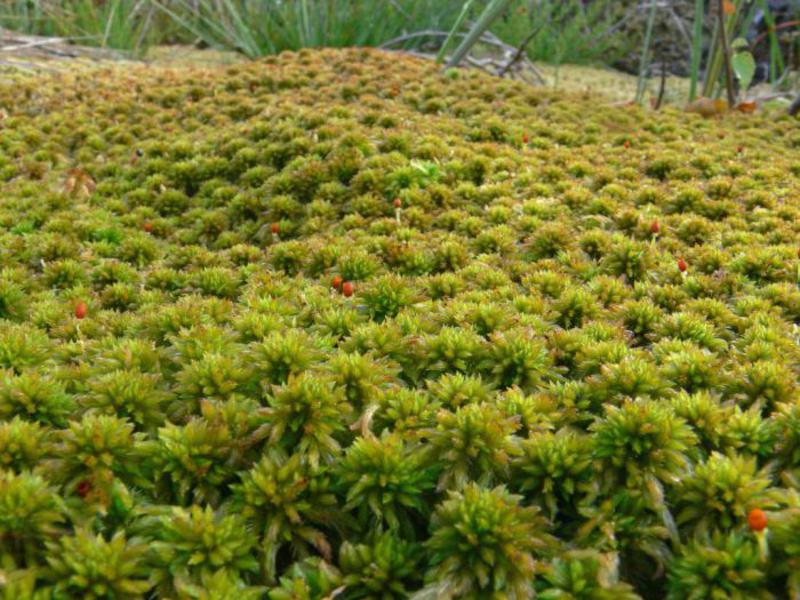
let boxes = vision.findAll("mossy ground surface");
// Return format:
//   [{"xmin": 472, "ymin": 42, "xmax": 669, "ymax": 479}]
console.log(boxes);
[{"xmin": 2, "ymin": 47, "xmax": 800, "ymax": 599}]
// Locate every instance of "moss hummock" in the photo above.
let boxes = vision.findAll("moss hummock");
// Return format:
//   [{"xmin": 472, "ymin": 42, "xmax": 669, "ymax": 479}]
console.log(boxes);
[{"xmin": 1, "ymin": 47, "xmax": 800, "ymax": 598}]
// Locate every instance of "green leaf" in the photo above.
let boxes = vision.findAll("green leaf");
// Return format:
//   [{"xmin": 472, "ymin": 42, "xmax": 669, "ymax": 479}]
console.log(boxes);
[
  {"xmin": 731, "ymin": 37, "xmax": 749, "ymax": 52},
  {"xmin": 732, "ymin": 51, "xmax": 756, "ymax": 91}
]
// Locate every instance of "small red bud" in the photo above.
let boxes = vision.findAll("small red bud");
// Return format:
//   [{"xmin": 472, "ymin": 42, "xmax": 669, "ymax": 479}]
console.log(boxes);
[
  {"xmin": 522, "ymin": 134, "xmax": 529, "ymax": 144},
  {"xmin": 270, "ymin": 222, "xmax": 280, "ymax": 235},
  {"xmin": 748, "ymin": 508, "xmax": 767, "ymax": 532},
  {"xmin": 677, "ymin": 258, "xmax": 688, "ymax": 273},
  {"xmin": 74, "ymin": 302, "xmax": 88, "ymax": 320},
  {"xmin": 650, "ymin": 220, "xmax": 660, "ymax": 234},
  {"xmin": 75, "ymin": 479, "xmax": 92, "ymax": 498},
  {"xmin": 393, "ymin": 198, "xmax": 402, "ymax": 208},
  {"xmin": 342, "ymin": 281, "xmax": 354, "ymax": 297},
  {"xmin": 143, "ymin": 222, "xmax": 153, "ymax": 233},
  {"xmin": 737, "ymin": 146, "xmax": 744, "ymax": 154},
  {"xmin": 623, "ymin": 139, "xmax": 631, "ymax": 149},
  {"xmin": 332, "ymin": 275, "xmax": 343, "ymax": 290}
]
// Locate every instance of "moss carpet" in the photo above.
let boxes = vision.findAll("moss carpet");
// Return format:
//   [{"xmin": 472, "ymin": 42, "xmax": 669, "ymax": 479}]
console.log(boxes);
[{"xmin": 1, "ymin": 47, "xmax": 800, "ymax": 598}]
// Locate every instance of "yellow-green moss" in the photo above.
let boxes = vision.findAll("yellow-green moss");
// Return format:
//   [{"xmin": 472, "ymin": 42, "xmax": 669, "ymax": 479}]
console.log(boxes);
[{"xmin": 1, "ymin": 47, "xmax": 800, "ymax": 598}]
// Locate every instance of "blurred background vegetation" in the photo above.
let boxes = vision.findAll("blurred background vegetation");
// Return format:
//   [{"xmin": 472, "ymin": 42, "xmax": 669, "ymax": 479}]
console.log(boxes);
[
  {"xmin": 1, "ymin": 1, "xmax": 800, "ymax": 106},
  {"xmin": 0, "ymin": 0, "xmax": 633, "ymax": 64}
]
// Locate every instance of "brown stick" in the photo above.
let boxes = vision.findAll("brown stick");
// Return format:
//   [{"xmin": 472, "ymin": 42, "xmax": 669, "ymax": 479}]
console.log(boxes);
[
  {"xmin": 498, "ymin": 23, "xmax": 543, "ymax": 76},
  {"xmin": 717, "ymin": 0, "xmax": 737, "ymax": 106},
  {"xmin": 655, "ymin": 62, "xmax": 667, "ymax": 110}
]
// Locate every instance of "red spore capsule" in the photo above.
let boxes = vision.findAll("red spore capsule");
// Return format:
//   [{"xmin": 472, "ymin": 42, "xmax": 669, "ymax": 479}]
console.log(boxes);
[
  {"xmin": 748, "ymin": 508, "xmax": 767, "ymax": 532},
  {"xmin": 74, "ymin": 302, "xmax": 88, "ymax": 319}
]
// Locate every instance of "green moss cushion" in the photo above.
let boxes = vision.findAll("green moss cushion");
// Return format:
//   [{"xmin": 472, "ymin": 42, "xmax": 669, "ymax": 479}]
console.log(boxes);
[{"xmin": 0, "ymin": 47, "xmax": 799, "ymax": 598}]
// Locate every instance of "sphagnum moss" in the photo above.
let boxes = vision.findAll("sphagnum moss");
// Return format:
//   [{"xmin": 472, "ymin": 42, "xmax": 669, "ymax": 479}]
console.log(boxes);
[{"xmin": 1, "ymin": 47, "xmax": 800, "ymax": 597}]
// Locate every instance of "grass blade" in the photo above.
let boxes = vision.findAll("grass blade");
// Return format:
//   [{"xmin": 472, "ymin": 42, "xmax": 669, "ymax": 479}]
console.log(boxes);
[
  {"xmin": 758, "ymin": 0, "xmax": 786, "ymax": 86},
  {"xmin": 636, "ymin": 0, "xmax": 659, "ymax": 105},
  {"xmin": 689, "ymin": 0, "xmax": 704, "ymax": 101},
  {"xmin": 445, "ymin": 0, "xmax": 514, "ymax": 69},
  {"xmin": 436, "ymin": 0, "xmax": 475, "ymax": 64}
]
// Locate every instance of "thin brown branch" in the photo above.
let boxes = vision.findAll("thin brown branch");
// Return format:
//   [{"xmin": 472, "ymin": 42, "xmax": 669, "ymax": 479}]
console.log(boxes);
[
  {"xmin": 655, "ymin": 62, "xmax": 667, "ymax": 110},
  {"xmin": 498, "ymin": 23, "xmax": 543, "ymax": 76}
]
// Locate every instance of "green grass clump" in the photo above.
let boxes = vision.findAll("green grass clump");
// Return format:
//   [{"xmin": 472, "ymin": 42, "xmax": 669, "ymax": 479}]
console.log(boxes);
[{"xmin": 2, "ymin": 47, "xmax": 800, "ymax": 597}]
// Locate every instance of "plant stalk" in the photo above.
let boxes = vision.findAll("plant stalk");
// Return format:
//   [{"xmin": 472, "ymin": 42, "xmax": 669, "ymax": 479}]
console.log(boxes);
[
  {"xmin": 636, "ymin": 0, "xmax": 659, "ymax": 105},
  {"xmin": 689, "ymin": 0, "xmax": 704, "ymax": 101},
  {"xmin": 758, "ymin": 0, "xmax": 786, "ymax": 85},
  {"xmin": 703, "ymin": 0, "xmax": 743, "ymax": 99},
  {"xmin": 717, "ymin": 0, "xmax": 737, "ymax": 106},
  {"xmin": 445, "ymin": 0, "xmax": 514, "ymax": 69},
  {"xmin": 437, "ymin": 0, "xmax": 475, "ymax": 63}
]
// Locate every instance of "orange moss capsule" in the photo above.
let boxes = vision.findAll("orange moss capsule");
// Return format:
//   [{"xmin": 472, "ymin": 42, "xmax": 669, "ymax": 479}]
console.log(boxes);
[
  {"xmin": 748, "ymin": 508, "xmax": 767, "ymax": 532},
  {"xmin": 74, "ymin": 302, "xmax": 88, "ymax": 319},
  {"xmin": 342, "ymin": 281, "xmax": 354, "ymax": 297}
]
